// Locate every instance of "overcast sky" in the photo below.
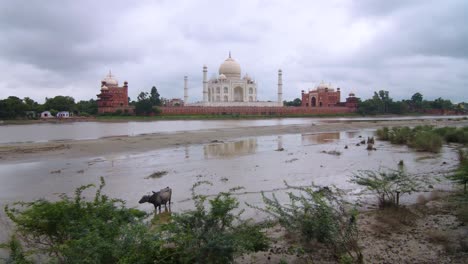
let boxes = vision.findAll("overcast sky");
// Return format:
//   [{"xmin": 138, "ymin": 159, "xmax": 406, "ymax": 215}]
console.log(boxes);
[{"xmin": 0, "ymin": 0, "xmax": 467, "ymax": 103}]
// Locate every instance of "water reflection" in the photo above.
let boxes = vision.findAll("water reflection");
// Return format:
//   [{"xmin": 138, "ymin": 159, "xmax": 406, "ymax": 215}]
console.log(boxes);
[
  {"xmin": 301, "ymin": 132, "xmax": 340, "ymax": 145},
  {"xmin": 204, "ymin": 138, "xmax": 257, "ymax": 158}
]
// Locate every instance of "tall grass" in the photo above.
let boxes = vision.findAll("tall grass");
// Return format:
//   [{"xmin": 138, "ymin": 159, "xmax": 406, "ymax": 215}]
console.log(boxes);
[{"xmin": 376, "ymin": 125, "xmax": 468, "ymax": 153}]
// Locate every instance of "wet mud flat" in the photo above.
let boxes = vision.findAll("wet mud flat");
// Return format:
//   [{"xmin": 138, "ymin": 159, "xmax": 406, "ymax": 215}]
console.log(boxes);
[{"xmin": 0, "ymin": 129, "xmax": 458, "ymax": 223}]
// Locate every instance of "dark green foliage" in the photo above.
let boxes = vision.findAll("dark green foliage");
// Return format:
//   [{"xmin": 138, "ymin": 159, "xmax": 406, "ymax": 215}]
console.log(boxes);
[
  {"xmin": 0, "ymin": 236, "xmax": 32, "ymax": 264},
  {"xmin": 350, "ymin": 169, "xmax": 427, "ymax": 208},
  {"xmin": 150, "ymin": 86, "xmax": 161, "ymax": 106},
  {"xmin": 164, "ymin": 183, "xmax": 269, "ymax": 263},
  {"xmin": 376, "ymin": 126, "xmax": 446, "ymax": 152},
  {"xmin": 0, "ymin": 96, "xmax": 28, "ymax": 119},
  {"xmin": 4, "ymin": 179, "xmax": 267, "ymax": 263},
  {"xmin": 251, "ymin": 182, "xmax": 362, "ymax": 263},
  {"xmin": 357, "ymin": 90, "xmax": 456, "ymax": 115},
  {"xmin": 75, "ymin": 99, "xmax": 98, "ymax": 115},
  {"xmin": 448, "ymin": 149, "xmax": 468, "ymax": 193},
  {"xmin": 44, "ymin": 96, "xmax": 75, "ymax": 112},
  {"xmin": 284, "ymin": 98, "xmax": 302, "ymax": 107},
  {"xmin": 4, "ymin": 177, "xmax": 147, "ymax": 263}
]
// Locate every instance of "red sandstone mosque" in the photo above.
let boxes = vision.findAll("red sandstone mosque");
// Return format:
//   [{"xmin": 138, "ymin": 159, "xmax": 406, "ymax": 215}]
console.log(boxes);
[
  {"xmin": 301, "ymin": 81, "xmax": 358, "ymax": 109},
  {"xmin": 97, "ymin": 71, "xmax": 134, "ymax": 114}
]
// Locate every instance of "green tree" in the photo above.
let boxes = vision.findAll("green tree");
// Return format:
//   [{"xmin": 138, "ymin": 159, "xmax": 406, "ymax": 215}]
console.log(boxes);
[
  {"xmin": 284, "ymin": 98, "xmax": 302, "ymax": 107},
  {"xmin": 0, "ymin": 96, "xmax": 27, "ymax": 119},
  {"xmin": 75, "ymin": 99, "xmax": 98, "ymax": 115},
  {"xmin": 44, "ymin": 96, "xmax": 75, "ymax": 112},
  {"xmin": 150, "ymin": 86, "xmax": 161, "ymax": 106}
]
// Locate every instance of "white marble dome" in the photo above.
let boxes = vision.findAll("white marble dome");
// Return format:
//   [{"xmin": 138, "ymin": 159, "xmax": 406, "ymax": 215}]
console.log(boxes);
[
  {"xmin": 102, "ymin": 71, "xmax": 118, "ymax": 86},
  {"xmin": 219, "ymin": 74, "xmax": 227, "ymax": 80},
  {"xmin": 219, "ymin": 55, "xmax": 241, "ymax": 79}
]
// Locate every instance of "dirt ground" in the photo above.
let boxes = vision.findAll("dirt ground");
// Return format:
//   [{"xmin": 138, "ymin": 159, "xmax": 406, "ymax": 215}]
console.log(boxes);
[{"xmin": 236, "ymin": 191, "xmax": 468, "ymax": 264}]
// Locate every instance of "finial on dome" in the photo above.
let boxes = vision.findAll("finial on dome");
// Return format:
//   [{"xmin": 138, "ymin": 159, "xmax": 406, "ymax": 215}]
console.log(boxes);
[
  {"xmin": 229, "ymin": 51, "xmax": 231, "ymax": 58},
  {"xmin": 108, "ymin": 70, "xmax": 112, "ymax": 77}
]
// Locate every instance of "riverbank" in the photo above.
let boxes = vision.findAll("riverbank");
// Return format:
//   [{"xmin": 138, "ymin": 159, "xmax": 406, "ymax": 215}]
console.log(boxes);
[
  {"xmin": 2, "ymin": 113, "xmax": 466, "ymax": 125},
  {"xmin": 1, "ymin": 118, "xmax": 468, "ymax": 162}
]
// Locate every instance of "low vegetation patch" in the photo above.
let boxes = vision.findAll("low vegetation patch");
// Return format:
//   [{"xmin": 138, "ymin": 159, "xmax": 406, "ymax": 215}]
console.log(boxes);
[
  {"xmin": 1, "ymin": 179, "xmax": 268, "ymax": 263},
  {"xmin": 350, "ymin": 169, "xmax": 428, "ymax": 208},
  {"xmin": 250, "ymin": 182, "xmax": 363, "ymax": 263},
  {"xmin": 145, "ymin": 170, "xmax": 168, "ymax": 179}
]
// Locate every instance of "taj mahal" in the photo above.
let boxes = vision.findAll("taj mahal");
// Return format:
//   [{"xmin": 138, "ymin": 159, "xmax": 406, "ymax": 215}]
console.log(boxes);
[{"xmin": 186, "ymin": 52, "xmax": 283, "ymax": 107}]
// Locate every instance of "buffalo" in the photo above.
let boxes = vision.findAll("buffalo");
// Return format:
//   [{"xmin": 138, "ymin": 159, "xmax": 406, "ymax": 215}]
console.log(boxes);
[{"xmin": 139, "ymin": 186, "xmax": 172, "ymax": 213}]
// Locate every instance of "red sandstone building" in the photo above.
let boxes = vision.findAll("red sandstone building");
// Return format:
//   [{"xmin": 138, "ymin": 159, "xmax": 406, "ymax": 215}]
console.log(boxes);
[
  {"xmin": 97, "ymin": 71, "xmax": 134, "ymax": 114},
  {"xmin": 301, "ymin": 81, "xmax": 358, "ymax": 109}
]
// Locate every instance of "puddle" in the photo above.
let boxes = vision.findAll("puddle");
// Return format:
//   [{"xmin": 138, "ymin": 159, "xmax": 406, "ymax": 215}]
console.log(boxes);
[{"xmin": 0, "ymin": 130, "xmax": 460, "ymax": 245}]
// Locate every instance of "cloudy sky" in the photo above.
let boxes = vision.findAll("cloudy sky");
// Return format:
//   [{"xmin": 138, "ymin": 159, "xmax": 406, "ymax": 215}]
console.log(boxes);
[{"xmin": 0, "ymin": 0, "xmax": 467, "ymax": 103}]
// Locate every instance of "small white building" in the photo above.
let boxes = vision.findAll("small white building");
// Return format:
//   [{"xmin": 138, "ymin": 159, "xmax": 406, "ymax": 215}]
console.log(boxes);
[
  {"xmin": 40, "ymin": 111, "xmax": 53, "ymax": 118},
  {"xmin": 56, "ymin": 111, "xmax": 70, "ymax": 118}
]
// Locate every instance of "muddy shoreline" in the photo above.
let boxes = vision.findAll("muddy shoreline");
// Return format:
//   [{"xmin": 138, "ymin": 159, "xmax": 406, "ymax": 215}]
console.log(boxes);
[{"xmin": 1, "ymin": 118, "xmax": 467, "ymax": 162}]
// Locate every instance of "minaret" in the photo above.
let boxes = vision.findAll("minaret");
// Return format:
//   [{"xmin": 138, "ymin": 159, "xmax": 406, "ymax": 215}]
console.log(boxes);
[
  {"xmin": 184, "ymin": 76, "xmax": 188, "ymax": 104},
  {"xmin": 203, "ymin": 65, "xmax": 208, "ymax": 102},
  {"xmin": 278, "ymin": 69, "xmax": 283, "ymax": 105}
]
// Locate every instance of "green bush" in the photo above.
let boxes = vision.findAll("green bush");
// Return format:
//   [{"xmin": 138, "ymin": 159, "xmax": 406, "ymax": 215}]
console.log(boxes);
[
  {"xmin": 409, "ymin": 131, "xmax": 443, "ymax": 153},
  {"xmin": 163, "ymin": 183, "xmax": 269, "ymax": 263},
  {"xmin": 251, "ymin": 182, "xmax": 362, "ymax": 263},
  {"xmin": 4, "ymin": 177, "xmax": 148, "ymax": 263},
  {"xmin": 3, "ymin": 179, "xmax": 269, "ymax": 263},
  {"xmin": 350, "ymin": 169, "xmax": 427, "ymax": 208},
  {"xmin": 448, "ymin": 149, "xmax": 468, "ymax": 193}
]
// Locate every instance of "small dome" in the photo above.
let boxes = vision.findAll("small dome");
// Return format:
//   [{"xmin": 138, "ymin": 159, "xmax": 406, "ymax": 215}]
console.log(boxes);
[
  {"xmin": 219, "ymin": 74, "xmax": 227, "ymax": 80},
  {"xmin": 101, "ymin": 85, "xmax": 108, "ymax": 90},
  {"xmin": 219, "ymin": 53, "xmax": 241, "ymax": 79},
  {"xmin": 102, "ymin": 71, "xmax": 118, "ymax": 86},
  {"xmin": 349, "ymin": 92, "xmax": 355, "ymax": 97},
  {"xmin": 243, "ymin": 73, "xmax": 251, "ymax": 81}
]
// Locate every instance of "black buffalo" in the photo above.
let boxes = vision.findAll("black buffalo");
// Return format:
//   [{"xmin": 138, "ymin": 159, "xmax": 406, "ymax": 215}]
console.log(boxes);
[{"xmin": 139, "ymin": 187, "xmax": 172, "ymax": 213}]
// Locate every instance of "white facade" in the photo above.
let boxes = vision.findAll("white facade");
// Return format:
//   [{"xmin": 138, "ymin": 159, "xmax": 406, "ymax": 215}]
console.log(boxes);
[
  {"xmin": 190, "ymin": 53, "xmax": 283, "ymax": 107},
  {"xmin": 40, "ymin": 111, "xmax": 52, "ymax": 118},
  {"xmin": 56, "ymin": 111, "xmax": 70, "ymax": 118}
]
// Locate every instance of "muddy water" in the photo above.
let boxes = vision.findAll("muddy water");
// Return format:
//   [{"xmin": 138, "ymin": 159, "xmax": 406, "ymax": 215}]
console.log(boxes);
[
  {"xmin": 0, "ymin": 115, "xmax": 463, "ymax": 144},
  {"xmin": 0, "ymin": 130, "xmax": 460, "ymax": 247}
]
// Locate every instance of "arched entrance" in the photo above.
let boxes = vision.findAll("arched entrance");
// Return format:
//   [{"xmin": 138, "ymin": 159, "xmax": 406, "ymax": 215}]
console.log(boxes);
[
  {"xmin": 311, "ymin": 97, "xmax": 316, "ymax": 107},
  {"xmin": 234, "ymin": 87, "xmax": 243, "ymax": 102}
]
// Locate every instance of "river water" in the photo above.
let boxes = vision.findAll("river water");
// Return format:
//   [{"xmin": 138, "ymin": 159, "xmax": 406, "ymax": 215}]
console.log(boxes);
[
  {"xmin": 0, "ymin": 118, "xmax": 462, "ymax": 251},
  {"xmin": 0, "ymin": 115, "xmax": 463, "ymax": 144}
]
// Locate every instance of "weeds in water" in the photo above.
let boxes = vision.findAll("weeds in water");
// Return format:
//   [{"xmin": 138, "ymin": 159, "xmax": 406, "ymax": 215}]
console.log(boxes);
[{"xmin": 145, "ymin": 170, "xmax": 168, "ymax": 179}]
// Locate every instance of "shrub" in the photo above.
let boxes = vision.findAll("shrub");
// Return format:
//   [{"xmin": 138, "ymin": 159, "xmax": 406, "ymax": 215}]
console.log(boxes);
[
  {"xmin": 448, "ymin": 149, "xmax": 468, "ymax": 193},
  {"xmin": 350, "ymin": 169, "xmax": 427, "ymax": 208},
  {"xmin": 409, "ymin": 131, "xmax": 443, "ymax": 153},
  {"xmin": 376, "ymin": 127, "xmax": 390, "ymax": 140},
  {"xmin": 163, "ymin": 182, "xmax": 269, "ymax": 263},
  {"xmin": 250, "ymin": 182, "xmax": 362, "ymax": 263},
  {"xmin": 4, "ymin": 177, "xmax": 149, "ymax": 263}
]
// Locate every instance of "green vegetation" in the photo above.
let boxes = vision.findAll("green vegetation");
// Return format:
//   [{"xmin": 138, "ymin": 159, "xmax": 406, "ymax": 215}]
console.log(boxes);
[
  {"xmin": 448, "ymin": 149, "xmax": 468, "ymax": 193},
  {"xmin": 358, "ymin": 90, "xmax": 462, "ymax": 115},
  {"xmin": 1, "ymin": 179, "xmax": 268, "ymax": 263},
  {"xmin": 250, "ymin": 182, "xmax": 362, "ymax": 263},
  {"xmin": 377, "ymin": 126, "xmax": 468, "ymax": 153},
  {"xmin": 350, "ymin": 169, "xmax": 427, "ymax": 208},
  {"xmin": 283, "ymin": 98, "xmax": 302, "ymax": 107}
]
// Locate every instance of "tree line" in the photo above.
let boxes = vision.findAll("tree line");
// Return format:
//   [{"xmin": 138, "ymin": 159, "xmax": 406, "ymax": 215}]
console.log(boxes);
[{"xmin": 0, "ymin": 86, "xmax": 163, "ymax": 119}]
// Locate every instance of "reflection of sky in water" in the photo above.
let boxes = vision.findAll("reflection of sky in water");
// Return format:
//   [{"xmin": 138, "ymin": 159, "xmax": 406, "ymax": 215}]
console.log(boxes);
[{"xmin": 0, "ymin": 130, "xmax": 460, "ymax": 244}]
